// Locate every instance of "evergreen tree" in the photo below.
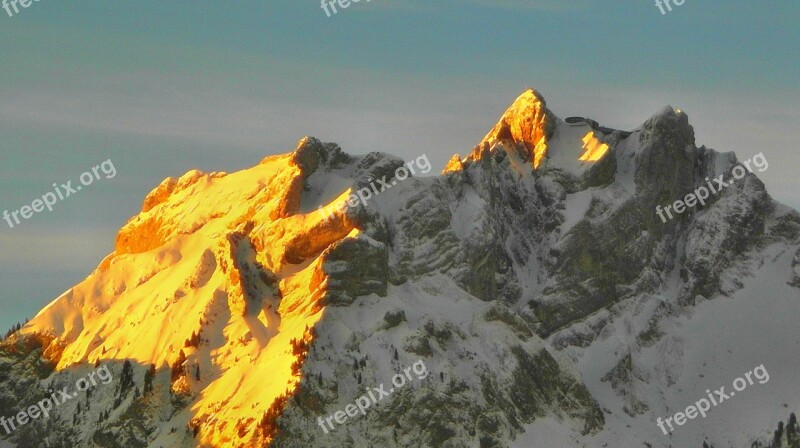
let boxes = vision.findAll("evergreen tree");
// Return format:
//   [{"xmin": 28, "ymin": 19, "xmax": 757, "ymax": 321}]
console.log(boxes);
[
  {"xmin": 4, "ymin": 322, "xmax": 22, "ymax": 339},
  {"xmin": 119, "ymin": 360, "xmax": 135, "ymax": 395},
  {"xmin": 171, "ymin": 351, "xmax": 187, "ymax": 382},
  {"xmin": 788, "ymin": 413, "xmax": 798, "ymax": 447},
  {"xmin": 184, "ymin": 331, "xmax": 201, "ymax": 348},
  {"xmin": 775, "ymin": 421, "xmax": 785, "ymax": 447},
  {"xmin": 144, "ymin": 363, "xmax": 156, "ymax": 394}
]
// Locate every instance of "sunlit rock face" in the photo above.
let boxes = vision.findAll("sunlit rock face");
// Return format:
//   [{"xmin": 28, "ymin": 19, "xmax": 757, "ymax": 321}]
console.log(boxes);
[
  {"xmin": 446, "ymin": 89, "xmax": 618, "ymax": 176},
  {"xmin": 579, "ymin": 131, "xmax": 610, "ymax": 162},
  {"xmin": 3, "ymin": 90, "xmax": 799, "ymax": 448},
  {"xmin": 14, "ymin": 136, "xmax": 395, "ymax": 447},
  {"xmin": 444, "ymin": 89, "xmax": 556, "ymax": 172},
  {"xmin": 476, "ymin": 88, "xmax": 555, "ymax": 167}
]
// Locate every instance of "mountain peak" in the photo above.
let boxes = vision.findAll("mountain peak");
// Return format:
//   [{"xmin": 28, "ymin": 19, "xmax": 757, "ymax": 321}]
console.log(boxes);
[
  {"xmin": 480, "ymin": 88, "xmax": 553, "ymax": 159},
  {"xmin": 445, "ymin": 89, "xmax": 555, "ymax": 172}
]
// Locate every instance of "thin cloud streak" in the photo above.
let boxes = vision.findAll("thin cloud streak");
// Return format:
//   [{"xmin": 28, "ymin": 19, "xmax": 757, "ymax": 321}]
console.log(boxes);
[
  {"xmin": 1, "ymin": 80, "xmax": 797, "ymax": 211},
  {"xmin": 351, "ymin": 0, "xmax": 593, "ymax": 14}
]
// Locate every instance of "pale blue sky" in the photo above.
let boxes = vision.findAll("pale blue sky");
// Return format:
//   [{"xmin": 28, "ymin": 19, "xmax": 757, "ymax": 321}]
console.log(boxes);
[{"xmin": 0, "ymin": 0, "xmax": 798, "ymax": 331}]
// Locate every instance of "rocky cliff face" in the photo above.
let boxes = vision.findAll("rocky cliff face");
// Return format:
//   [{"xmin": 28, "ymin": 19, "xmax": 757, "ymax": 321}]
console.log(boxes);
[{"xmin": 1, "ymin": 89, "xmax": 798, "ymax": 448}]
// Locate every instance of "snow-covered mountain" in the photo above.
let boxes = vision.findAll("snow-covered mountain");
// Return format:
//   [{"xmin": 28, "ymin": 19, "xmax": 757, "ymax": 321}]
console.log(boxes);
[{"xmin": 1, "ymin": 89, "xmax": 798, "ymax": 448}]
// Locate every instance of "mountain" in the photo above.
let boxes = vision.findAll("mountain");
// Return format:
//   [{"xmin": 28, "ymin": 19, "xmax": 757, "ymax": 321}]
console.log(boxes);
[{"xmin": 1, "ymin": 89, "xmax": 798, "ymax": 448}]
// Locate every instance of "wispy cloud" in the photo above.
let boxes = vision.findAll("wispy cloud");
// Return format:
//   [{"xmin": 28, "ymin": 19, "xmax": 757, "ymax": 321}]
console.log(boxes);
[
  {"xmin": 351, "ymin": 0, "xmax": 593, "ymax": 14},
  {"xmin": 460, "ymin": 0, "xmax": 593, "ymax": 11},
  {"xmin": 0, "ymin": 228, "xmax": 114, "ymax": 270},
  {"xmin": 2, "ymin": 75, "xmax": 797, "ymax": 211}
]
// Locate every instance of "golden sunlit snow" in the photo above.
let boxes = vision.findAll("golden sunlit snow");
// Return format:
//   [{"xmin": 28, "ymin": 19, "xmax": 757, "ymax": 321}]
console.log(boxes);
[{"xmin": 21, "ymin": 146, "xmax": 359, "ymax": 446}]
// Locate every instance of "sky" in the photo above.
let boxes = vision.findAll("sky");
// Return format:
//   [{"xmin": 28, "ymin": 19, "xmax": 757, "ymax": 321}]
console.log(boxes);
[{"xmin": 0, "ymin": 0, "xmax": 798, "ymax": 332}]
